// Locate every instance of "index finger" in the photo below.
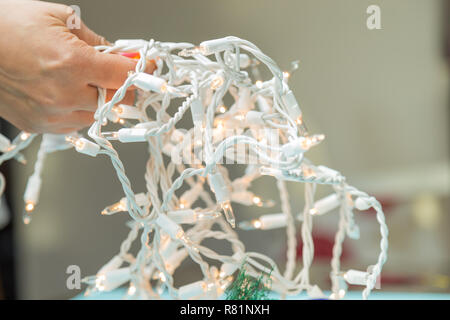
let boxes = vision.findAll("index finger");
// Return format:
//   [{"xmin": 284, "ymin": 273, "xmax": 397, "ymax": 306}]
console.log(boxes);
[{"xmin": 87, "ymin": 49, "xmax": 157, "ymax": 89}]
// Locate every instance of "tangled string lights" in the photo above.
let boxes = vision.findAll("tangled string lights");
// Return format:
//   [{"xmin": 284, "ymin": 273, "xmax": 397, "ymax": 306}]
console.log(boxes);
[{"xmin": 0, "ymin": 36, "xmax": 388, "ymax": 300}]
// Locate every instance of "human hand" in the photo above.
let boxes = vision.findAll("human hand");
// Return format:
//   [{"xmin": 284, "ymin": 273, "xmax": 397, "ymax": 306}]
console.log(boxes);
[{"xmin": 0, "ymin": 0, "xmax": 155, "ymax": 134}]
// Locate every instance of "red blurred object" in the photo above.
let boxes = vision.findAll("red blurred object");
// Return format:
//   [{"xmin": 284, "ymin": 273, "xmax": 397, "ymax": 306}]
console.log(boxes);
[
  {"xmin": 119, "ymin": 52, "xmax": 141, "ymax": 59},
  {"xmin": 378, "ymin": 274, "xmax": 420, "ymax": 286}
]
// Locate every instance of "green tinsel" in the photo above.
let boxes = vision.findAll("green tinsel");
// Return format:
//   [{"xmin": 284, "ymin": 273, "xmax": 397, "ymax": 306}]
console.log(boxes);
[{"xmin": 225, "ymin": 262, "xmax": 273, "ymax": 300}]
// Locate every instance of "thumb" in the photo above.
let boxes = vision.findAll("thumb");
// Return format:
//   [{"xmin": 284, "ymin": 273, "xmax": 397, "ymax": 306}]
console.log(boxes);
[{"xmin": 71, "ymin": 21, "xmax": 111, "ymax": 47}]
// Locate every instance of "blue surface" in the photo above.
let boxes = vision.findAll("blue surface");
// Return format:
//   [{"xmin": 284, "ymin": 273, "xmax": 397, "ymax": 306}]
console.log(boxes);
[{"xmin": 74, "ymin": 288, "xmax": 450, "ymax": 300}]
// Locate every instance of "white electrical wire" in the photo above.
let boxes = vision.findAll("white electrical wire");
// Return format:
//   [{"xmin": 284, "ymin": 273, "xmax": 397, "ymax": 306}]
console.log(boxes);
[{"xmin": 0, "ymin": 36, "xmax": 388, "ymax": 300}]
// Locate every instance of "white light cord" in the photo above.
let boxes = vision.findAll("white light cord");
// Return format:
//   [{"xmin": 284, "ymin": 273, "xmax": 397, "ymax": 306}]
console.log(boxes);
[{"xmin": 0, "ymin": 36, "xmax": 388, "ymax": 300}]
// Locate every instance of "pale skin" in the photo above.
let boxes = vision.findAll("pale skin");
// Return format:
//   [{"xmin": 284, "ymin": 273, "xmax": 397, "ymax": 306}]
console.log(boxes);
[{"xmin": 0, "ymin": 0, "xmax": 155, "ymax": 134}]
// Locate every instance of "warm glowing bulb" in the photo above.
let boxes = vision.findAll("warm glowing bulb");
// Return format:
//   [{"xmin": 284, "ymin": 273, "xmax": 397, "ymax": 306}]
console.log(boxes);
[
  {"xmin": 95, "ymin": 275, "xmax": 106, "ymax": 292},
  {"xmin": 25, "ymin": 201, "xmax": 35, "ymax": 212},
  {"xmin": 103, "ymin": 132, "xmax": 119, "ymax": 140},
  {"xmin": 301, "ymin": 138, "xmax": 312, "ymax": 150},
  {"xmin": 127, "ymin": 284, "xmax": 136, "ymax": 296},
  {"xmin": 23, "ymin": 215, "xmax": 31, "ymax": 225},
  {"xmin": 216, "ymin": 121, "xmax": 224, "ymax": 131},
  {"xmin": 218, "ymin": 105, "xmax": 227, "ymax": 114},
  {"xmin": 303, "ymin": 167, "xmax": 315, "ymax": 177},
  {"xmin": 253, "ymin": 219, "xmax": 262, "ymax": 229},
  {"xmin": 252, "ymin": 196, "xmax": 262, "ymax": 206},
  {"xmin": 210, "ymin": 76, "xmax": 224, "ymax": 90},
  {"xmin": 160, "ymin": 83, "xmax": 168, "ymax": 93},
  {"xmin": 309, "ymin": 208, "xmax": 319, "ymax": 215},
  {"xmin": 112, "ymin": 105, "xmax": 123, "ymax": 115},
  {"xmin": 20, "ymin": 132, "xmax": 31, "ymax": 141},
  {"xmin": 283, "ymin": 71, "xmax": 290, "ymax": 79},
  {"xmin": 255, "ymin": 80, "xmax": 263, "ymax": 89},
  {"xmin": 178, "ymin": 46, "xmax": 207, "ymax": 57},
  {"xmin": 101, "ymin": 202, "xmax": 127, "ymax": 215},
  {"xmin": 65, "ymin": 136, "xmax": 84, "ymax": 149}
]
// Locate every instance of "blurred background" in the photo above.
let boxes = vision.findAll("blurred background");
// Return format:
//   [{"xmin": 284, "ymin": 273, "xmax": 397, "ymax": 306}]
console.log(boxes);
[{"xmin": 0, "ymin": 0, "xmax": 448, "ymax": 299}]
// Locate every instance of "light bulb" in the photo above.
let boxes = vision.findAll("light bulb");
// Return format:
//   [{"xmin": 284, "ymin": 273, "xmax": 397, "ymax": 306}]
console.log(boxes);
[
  {"xmin": 239, "ymin": 219, "xmax": 262, "ymax": 230},
  {"xmin": 120, "ymin": 128, "xmax": 148, "ymax": 143},
  {"xmin": 85, "ymin": 268, "xmax": 131, "ymax": 293},
  {"xmin": 95, "ymin": 275, "xmax": 106, "ymax": 292},
  {"xmin": 133, "ymin": 72, "xmax": 167, "ymax": 93},
  {"xmin": 101, "ymin": 193, "xmax": 149, "ymax": 215},
  {"xmin": 127, "ymin": 284, "xmax": 136, "ymax": 296},
  {"xmin": 252, "ymin": 196, "xmax": 275, "ymax": 207},
  {"xmin": 178, "ymin": 280, "xmax": 208, "ymax": 299},
  {"xmin": 209, "ymin": 171, "xmax": 235, "ymax": 228},
  {"xmin": 308, "ymin": 193, "xmax": 340, "ymax": 216},
  {"xmin": 216, "ymin": 120, "xmax": 225, "ymax": 131},
  {"xmin": 245, "ymin": 111, "xmax": 265, "ymax": 126},
  {"xmin": 168, "ymin": 209, "xmax": 221, "ymax": 224},
  {"xmin": 221, "ymin": 201, "xmax": 235, "ymax": 229},
  {"xmin": 155, "ymin": 214, "xmax": 185, "ymax": 240},
  {"xmin": 281, "ymin": 134, "xmax": 325, "ymax": 157},
  {"xmin": 343, "ymin": 269, "xmax": 369, "ymax": 286},
  {"xmin": 65, "ymin": 136, "xmax": 100, "ymax": 157},
  {"xmin": 158, "ymin": 272, "xmax": 167, "ymax": 282},
  {"xmin": 178, "ymin": 46, "xmax": 208, "ymax": 57},
  {"xmin": 102, "ymin": 132, "xmax": 119, "ymax": 140},
  {"xmin": 20, "ymin": 132, "xmax": 31, "ymax": 141},
  {"xmin": 282, "ymin": 90, "xmax": 301, "ymax": 121},
  {"xmin": 302, "ymin": 167, "xmax": 315, "ymax": 177},
  {"xmin": 239, "ymin": 213, "xmax": 292, "ymax": 230},
  {"xmin": 210, "ymin": 75, "xmax": 224, "ymax": 90},
  {"xmin": 218, "ymin": 105, "xmax": 227, "ymax": 114},
  {"xmin": 22, "ymin": 211, "xmax": 32, "ymax": 225},
  {"xmin": 25, "ymin": 201, "xmax": 35, "ymax": 212},
  {"xmin": 101, "ymin": 202, "xmax": 126, "ymax": 216},
  {"xmin": 65, "ymin": 136, "xmax": 84, "ymax": 149}
]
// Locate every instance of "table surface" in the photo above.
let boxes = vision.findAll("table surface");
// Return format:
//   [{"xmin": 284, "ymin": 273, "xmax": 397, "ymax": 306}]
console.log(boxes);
[{"xmin": 74, "ymin": 288, "xmax": 450, "ymax": 300}]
